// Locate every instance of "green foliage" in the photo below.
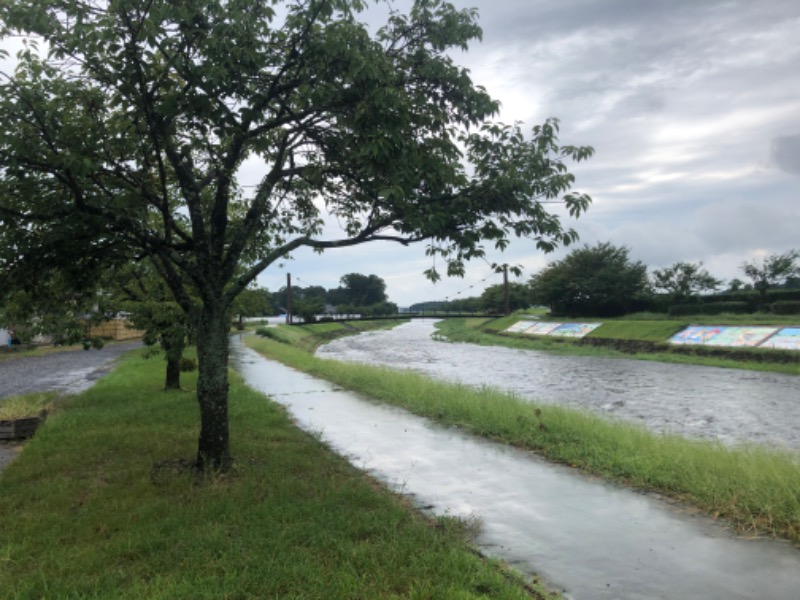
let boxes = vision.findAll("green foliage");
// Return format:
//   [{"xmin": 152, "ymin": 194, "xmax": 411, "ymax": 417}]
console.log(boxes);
[
  {"xmin": 179, "ymin": 357, "xmax": 197, "ymax": 372},
  {"xmin": 529, "ymin": 242, "xmax": 649, "ymax": 317},
  {"xmin": 771, "ymin": 300, "xmax": 800, "ymax": 315},
  {"xmin": 479, "ymin": 282, "xmax": 531, "ymax": 313},
  {"xmin": 741, "ymin": 250, "xmax": 800, "ymax": 295},
  {"xmin": 0, "ymin": 0, "xmax": 593, "ymax": 468},
  {"xmin": 651, "ymin": 261, "xmax": 722, "ymax": 302},
  {"xmin": 334, "ymin": 273, "xmax": 389, "ymax": 307},
  {"xmin": 232, "ymin": 287, "xmax": 273, "ymax": 328},
  {"xmin": 668, "ymin": 302, "xmax": 750, "ymax": 316},
  {"xmin": 293, "ymin": 297, "xmax": 326, "ymax": 323}
]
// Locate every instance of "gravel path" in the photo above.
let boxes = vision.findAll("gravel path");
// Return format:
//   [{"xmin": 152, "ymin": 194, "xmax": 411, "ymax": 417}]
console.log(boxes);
[{"xmin": 0, "ymin": 341, "xmax": 143, "ymax": 400}]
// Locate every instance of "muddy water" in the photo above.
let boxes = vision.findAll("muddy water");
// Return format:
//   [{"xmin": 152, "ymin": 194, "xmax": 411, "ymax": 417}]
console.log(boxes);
[
  {"xmin": 231, "ymin": 337, "xmax": 800, "ymax": 600},
  {"xmin": 315, "ymin": 320, "xmax": 800, "ymax": 449}
]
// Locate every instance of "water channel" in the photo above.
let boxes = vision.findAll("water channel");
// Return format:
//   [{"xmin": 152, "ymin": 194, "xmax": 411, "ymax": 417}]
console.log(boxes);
[
  {"xmin": 231, "ymin": 334, "xmax": 800, "ymax": 600},
  {"xmin": 315, "ymin": 320, "xmax": 800, "ymax": 449}
]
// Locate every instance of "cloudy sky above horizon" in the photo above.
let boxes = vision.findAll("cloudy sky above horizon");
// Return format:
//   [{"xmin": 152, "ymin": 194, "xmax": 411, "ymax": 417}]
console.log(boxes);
[
  {"xmin": 253, "ymin": 0, "xmax": 800, "ymax": 306},
  {"xmin": 4, "ymin": 1, "xmax": 799, "ymax": 307}
]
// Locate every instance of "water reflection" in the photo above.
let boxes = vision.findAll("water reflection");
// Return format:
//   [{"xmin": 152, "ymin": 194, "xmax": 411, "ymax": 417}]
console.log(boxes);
[{"xmin": 316, "ymin": 321, "xmax": 800, "ymax": 449}]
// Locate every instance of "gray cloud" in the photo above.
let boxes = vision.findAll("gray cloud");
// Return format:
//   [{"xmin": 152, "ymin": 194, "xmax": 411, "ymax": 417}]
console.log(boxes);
[{"xmin": 771, "ymin": 134, "xmax": 800, "ymax": 175}]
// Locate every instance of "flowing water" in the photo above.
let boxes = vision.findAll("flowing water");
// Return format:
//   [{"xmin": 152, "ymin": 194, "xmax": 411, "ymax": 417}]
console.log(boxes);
[
  {"xmin": 315, "ymin": 320, "xmax": 800, "ymax": 449},
  {"xmin": 231, "ymin": 335, "xmax": 800, "ymax": 600}
]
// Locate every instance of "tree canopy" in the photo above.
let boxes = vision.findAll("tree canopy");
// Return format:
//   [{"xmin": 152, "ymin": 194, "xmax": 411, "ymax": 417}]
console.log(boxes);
[
  {"xmin": 740, "ymin": 250, "xmax": 800, "ymax": 296},
  {"xmin": 529, "ymin": 242, "xmax": 648, "ymax": 317},
  {"xmin": 651, "ymin": 261, "xmax": 722, "ymax": 302},
  {"xmin": 0, "ymin": 0, "xmax": 593, "ymax": 470}
]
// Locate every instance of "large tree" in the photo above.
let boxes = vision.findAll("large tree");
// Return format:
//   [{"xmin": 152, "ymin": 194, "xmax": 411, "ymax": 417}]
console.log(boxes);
[
  {"xmin": 0, "ymin": 0, "xmax": 593, "ymax": 470},
  {"xmin": 529, "ymin": 242, "xmax": 648, "ymax": 317}
]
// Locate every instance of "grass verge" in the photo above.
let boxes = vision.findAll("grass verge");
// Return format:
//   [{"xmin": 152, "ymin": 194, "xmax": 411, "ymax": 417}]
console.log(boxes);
[
  {"xmin": 246, "ymin": 334, "xmax": 800, "ymax": 544},
  {"xmin": 0, "ymin": 349, "xmax": 546, "ymax": 599}
]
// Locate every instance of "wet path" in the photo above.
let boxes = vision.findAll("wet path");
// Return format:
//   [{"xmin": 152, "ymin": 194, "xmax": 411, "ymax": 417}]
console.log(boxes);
[
  {"xmin": 232, "ymin": 336, "xmax": 800, "ymax": 600},
  {"xmin": 316, "ymin": 320, "xmax": 800, "ymax": 449}
]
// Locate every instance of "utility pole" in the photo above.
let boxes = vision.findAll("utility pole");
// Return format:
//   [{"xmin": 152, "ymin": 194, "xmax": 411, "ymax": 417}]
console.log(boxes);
[
  {"xmin": 503, "ymin": 265, "xmax": 510, "ymax": 316},
  {"xmin": 286, "ymin": 273, "xmax": 293, "ymax": 325}
]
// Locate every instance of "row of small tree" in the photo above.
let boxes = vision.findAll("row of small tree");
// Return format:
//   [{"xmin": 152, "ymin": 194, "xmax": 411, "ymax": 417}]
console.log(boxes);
[{"xmin": 527, "ymin": 243, "xmax": 800, "ymax": 317}]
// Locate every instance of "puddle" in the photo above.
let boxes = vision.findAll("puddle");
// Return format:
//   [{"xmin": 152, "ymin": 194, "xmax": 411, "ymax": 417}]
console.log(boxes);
[
  {"xmin": 232, "ymin": 336, "xmax": 800, "ymax": 600},
  {"xmin": 316, "ymin": 320, "xmax": 800, "ymax": 449}
]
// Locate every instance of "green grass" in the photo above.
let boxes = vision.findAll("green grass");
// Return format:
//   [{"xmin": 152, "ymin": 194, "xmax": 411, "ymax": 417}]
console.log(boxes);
[
  {"xmin": 247, "ymin": 335, "xmax": 800, "ymax": 544},
  {"xmin": 588, "ymin": 320, "xmax": 685, "ymax": 341},
  {"xmin": 0, "ymin": 349, "xmax": 551, "ymax": 599},
  {"xmin": 0, "ymin": 392, "xmax": 57, "ymax": 420}
]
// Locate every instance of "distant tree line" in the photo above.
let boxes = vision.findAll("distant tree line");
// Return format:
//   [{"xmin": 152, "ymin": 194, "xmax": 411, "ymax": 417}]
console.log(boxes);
[
  {"xmin": 274, "ymin": 273, "xmax": 398, "ymax": 323},
  {"xmin": 419, "ymin": 244, "xmax": 800, "ymax": 318}
]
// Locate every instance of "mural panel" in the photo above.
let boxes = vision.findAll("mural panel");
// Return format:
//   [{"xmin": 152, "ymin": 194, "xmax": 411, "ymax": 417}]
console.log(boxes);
[
  {"xmin": 760, "ymin": 327, "xmax": 800, "ymax": 350},
  {"xmin": 505, "ymin": 321, "xmax": 602, "ymax": 338},
  {"xmin": 705, "ymin": 327, "xmax": 778, "ymax": 347},
  {"xmin": 669, "ymin": 326, "xmax": 724, "ymax": 345},
  {"xmin": 550, "ymin": 323, "xmax": 602, "ymax": 338},
  {"xmin": 524, "ymin": 322, "xmax": 564, "ymax": 335},
  {"xmin": 506, "ymin": 321, "xmax": 537, "ymax": 333}
]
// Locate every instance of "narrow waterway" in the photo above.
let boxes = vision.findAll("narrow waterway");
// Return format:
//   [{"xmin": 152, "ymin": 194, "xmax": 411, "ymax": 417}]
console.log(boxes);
[
  {"xmin": 315, "ymin": 320, "xmax": 800, "ymax": 449},
  {"xmin": 231, "ymin": 336, "xmax": 800, "ymax": 600}
]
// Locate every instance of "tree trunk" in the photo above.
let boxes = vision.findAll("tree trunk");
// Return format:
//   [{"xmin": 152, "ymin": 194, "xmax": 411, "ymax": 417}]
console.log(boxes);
[
  {"xmin": 165, "ymin": 356, "xmax": 181, "ymax": 390},
  {"xmin": 160, "ymin": 325, "xmax": 186, "ymax": 390},
  {"xmin": 194, "ymin": 303, "xmax": 232, "ymax": 471}
]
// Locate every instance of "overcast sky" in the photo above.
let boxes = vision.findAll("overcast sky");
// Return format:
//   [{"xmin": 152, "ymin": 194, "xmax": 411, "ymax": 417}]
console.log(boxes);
[
  {"xmin": 4, "ymin": 1, "xmax": 799, "ymax": 307},
  {"xmin": 250, "ymin": 0, "xmax": 800, "ymax": 306}
]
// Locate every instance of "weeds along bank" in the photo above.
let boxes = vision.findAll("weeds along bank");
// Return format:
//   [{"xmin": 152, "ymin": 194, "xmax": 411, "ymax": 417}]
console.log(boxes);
[
  {"xmin": 247, "ymin": 324, "xmax": 800, "ymax": 544},
  {"xmin": 0, "ymin": 348, "xmax": 548, "ymax": 599}
]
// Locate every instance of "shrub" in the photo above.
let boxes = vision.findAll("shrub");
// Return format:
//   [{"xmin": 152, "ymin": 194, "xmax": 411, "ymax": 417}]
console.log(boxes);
[
  {"xmin": 179, "ymin": 357, "xmax": 197, "ymax": 372},
  {"xmin": 668, "ymin": 302, "xmax": 749, "ymax": 316},
  {"xmin": 667, "ymin": 303, "xmax": 703, "ymax": 316},
  {"xmin": 771, "ymin": 301, "xmax": 800, "ymax": 315}
]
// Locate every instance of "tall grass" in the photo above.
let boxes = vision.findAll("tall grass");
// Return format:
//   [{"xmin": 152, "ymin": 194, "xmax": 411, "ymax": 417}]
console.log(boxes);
[
  {"xmin": 247, "ymin": 335, "xmax": 800, "ymax": 544},
  {"xmin": 0, "ymin": 391, "xmax": 57, "ymax": 420},
  {"xmin": 0, "ymin": 349, "xmax": 549, "ymax": 599}
]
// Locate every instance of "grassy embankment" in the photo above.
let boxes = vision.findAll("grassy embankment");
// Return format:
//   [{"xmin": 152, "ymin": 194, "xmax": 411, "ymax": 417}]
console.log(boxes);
[
  {"xmin": 246, "ymin": 324, "xmax": 800, "ymax": 544},
  {"xmin": 0, "ymin": 348, "xmax": 550, "ymax": 599},
  {"xmin": 435, "ymin": 314, "xmax": 800, "ymax": 375}
]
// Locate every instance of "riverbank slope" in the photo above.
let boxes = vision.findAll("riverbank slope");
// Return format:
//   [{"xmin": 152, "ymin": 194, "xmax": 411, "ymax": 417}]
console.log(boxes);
[{"xmin": 436, "ymin": 315, "xmax": 800, "ymax": 375}]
